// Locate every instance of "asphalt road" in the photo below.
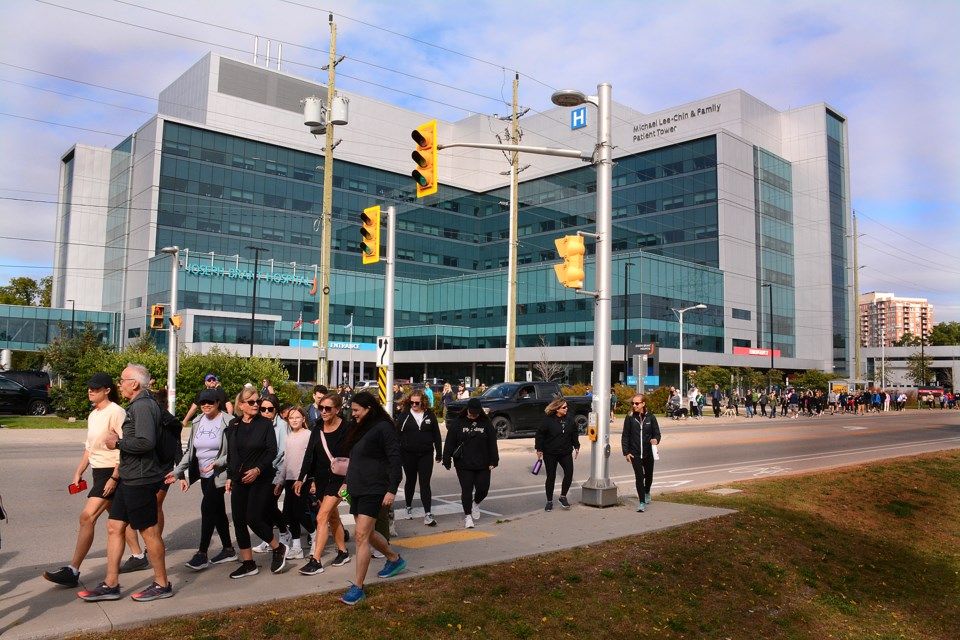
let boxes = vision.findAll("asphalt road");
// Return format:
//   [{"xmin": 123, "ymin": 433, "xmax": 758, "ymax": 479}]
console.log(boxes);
[{"xmin": 1, "ymin": 409, "xmax": 958, "ymax": 584}]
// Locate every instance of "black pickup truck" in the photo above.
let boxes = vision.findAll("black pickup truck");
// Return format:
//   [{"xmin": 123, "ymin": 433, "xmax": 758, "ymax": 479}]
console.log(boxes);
[{"xmin": 444, "ymin": 381, "xmax": 592, "ymax": 439}]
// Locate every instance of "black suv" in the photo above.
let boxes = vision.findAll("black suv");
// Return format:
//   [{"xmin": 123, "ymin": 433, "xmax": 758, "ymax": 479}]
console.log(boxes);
[
  {"xmin": 0, "ymin": 375, "xmax": 51, "ymax": 416},
  {"xmin": 0, "ymin": 369, "xmax": 51, "ymax": 392}
]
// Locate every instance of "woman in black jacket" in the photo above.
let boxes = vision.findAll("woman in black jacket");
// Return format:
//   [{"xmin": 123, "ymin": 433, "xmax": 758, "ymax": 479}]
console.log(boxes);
[
  {"xmin": 224, "ymin": 387, "xmax": 287, "ymax": 578},
  {"xmin": 535, "ymin": 398, "xmax": 580, "ymax": 511},
  {"xmin": 397, "ymin": 390, "xmax": 443, "ymax": 526},
  {"xmin": 442, "ymin": 398, "xmax": 499, "ymax": 529},
  {"xmin": 339, "ymin": 392, "xmax": 406, "ymax": 606},
  {"xmin": 621, "ymin": 393, "xmax": 662, "ymax": 513}
]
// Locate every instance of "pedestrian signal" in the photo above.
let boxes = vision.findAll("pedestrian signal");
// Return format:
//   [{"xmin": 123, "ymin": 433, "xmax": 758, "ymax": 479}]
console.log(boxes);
[
  {"xmin": 360, "ymin": 205, "xmax": 381, "ymax": 265},
  {"xmin": 150, "ymin": 304, "xmax": 165, "ymax": 330},
  {"xmin": 411, "ymin": 120, "xmax": 438, "ymax": 198},
  {"xmin": 554, "ymin": 235, "xmax": 585, "ymax": 289}
]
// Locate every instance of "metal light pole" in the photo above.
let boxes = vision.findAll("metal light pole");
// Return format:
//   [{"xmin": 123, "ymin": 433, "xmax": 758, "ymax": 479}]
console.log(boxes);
[
  {"xmin": 246, "ymin": 245, "xmax": 269, "ymax": 358},
  {"xmin": 622, "ymin": 262, "xmax": 635, "ymax": 382},
  {"xmin": 551, "ymin": 83, "xmax": 615, "ymax": 507},
  {"xmin": 383, "ymin": 206, "xmax": 396, "ymax": 416},
  {"xmin": 66, "ymin": 299, "xmax": 75, "ymax": 339},
  {"xmin": 763, "ymin": 283, "xmax": 774, "ymax": 391},
  {"xmin": 672, "ymin": 304, "xmax": 707, "ymax": 397},
  {"xmin": 160, "ymin": 246, "xmax": 179, "ymax": 414}
]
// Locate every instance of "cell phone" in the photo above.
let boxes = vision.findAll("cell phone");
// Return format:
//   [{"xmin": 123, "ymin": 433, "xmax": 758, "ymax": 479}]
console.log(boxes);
[{"xmin": 68, "ymin": 479, "xmax": 88, "ymax": 495}]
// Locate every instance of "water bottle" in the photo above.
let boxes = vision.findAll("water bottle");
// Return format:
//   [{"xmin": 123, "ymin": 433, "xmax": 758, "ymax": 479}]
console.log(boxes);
[{"xmin": 338, "ymin": 486, "xmax": 352, "ymax": 505}]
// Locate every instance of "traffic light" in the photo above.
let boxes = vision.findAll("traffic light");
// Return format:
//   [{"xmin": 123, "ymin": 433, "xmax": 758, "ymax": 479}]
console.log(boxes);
[
  {"xmin": 169, "ymin": 314, "xmax": 183, "ymax": 330},
  {"xmin": 554, "ymin": 235, "xmax": 585, "ymax": 289},
  {"xmin": 411, "ymin": 119, "xmax": 438, "ymax": 198},
  {"xmin": 360, "ymin": 205, "xmax": 381, "ymax": 265},
  {"xmin": 150, "ymin": 304, "xmax": 165, "ymax": 330}
]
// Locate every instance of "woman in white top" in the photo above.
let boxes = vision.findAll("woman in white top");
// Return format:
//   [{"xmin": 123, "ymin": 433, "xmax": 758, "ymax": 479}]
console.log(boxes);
[
  {"xmin": 275, "ymin": 407, "xmax": 314, "ymax": 559},
  {"xmin": 166, "ymin": 388, "xmax": 235, "ymax": 571},
  {"xmin": 42, "ymin": 373, "xmax": 127, "ymax": 588}
]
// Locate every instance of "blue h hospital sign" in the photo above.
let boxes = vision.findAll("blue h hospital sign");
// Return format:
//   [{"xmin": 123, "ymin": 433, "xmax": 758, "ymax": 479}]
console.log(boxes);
[{"xmin": 570, "ymin": 106, "xmax": 587, "ymax": 130}]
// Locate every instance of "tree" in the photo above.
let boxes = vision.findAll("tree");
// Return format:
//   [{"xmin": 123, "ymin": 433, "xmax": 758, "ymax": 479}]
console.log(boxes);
[
  {"xmin": 0, "ymin": 276, "xmax": 45, "ymax": 306},
  {"xmin": 790, "ymin": 369, "xmax": 832, "ymax": 391},
  {"xmin": 905, "ymin": 351, "xmax": 933, "ymax": 387},
  {"xmin": 39, "ymin": 276, "xmax": 52, "ymax": 307},
  {"xmin": 929, "ymin": 321, "xmax": 960, "ymax": 346},
  {"xmin": 893, "ymin": 331, "xmax": 922, "ymax": 347},
  {"xmin": 689, "ymin": 365, "xmax": 732, "ymax": 392},
  {"xmin": 532, "ymin": 336, "xmax": 565, "ymax": 382}
]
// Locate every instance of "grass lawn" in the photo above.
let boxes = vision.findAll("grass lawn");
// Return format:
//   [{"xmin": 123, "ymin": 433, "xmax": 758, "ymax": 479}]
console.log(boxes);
[
  {"xmin": 0, "ymin": 415, "xmax": 86, "ymax": 429},
  {"xmin": 72, "ymin": 450, "xmax": 960, "ymax": 640}
]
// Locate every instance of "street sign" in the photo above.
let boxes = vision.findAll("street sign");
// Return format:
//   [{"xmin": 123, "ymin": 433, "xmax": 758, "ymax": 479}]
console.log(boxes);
[
  {"xmin": 570, "ymin": 106, "xmax": 587, "ymax": 130},
  {"xmin": 376, "ymin": 336, "xmax": 390, "ymax": 367}
]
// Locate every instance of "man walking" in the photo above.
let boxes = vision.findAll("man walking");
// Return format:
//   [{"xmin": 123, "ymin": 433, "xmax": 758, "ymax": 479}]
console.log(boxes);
[
  {"xmin": 181, "ymin": 373, "xmax": 233, "ymax": 426},
  {"xmin": 78, "ymin": 363, "xmax": 173, "ymax": 602},
  {"xmin": 710, "ymin": 384, "xmax": 722, "ymax": 418}
]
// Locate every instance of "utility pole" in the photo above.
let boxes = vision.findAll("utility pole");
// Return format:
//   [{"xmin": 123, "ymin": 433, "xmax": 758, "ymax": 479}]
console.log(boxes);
[
  {"xmin": 383, "ymin": 205, "xmax": 397, "ymax": 416},
  {"xmin": 504, "ymin": 72, "xmax": 520, "ymax": 382},
  {"xmin": 622, "ymin": 262, "xmax": 635, "ymax": 381},
  {"xmin": 317, "ymin": 13, "xmax": 338, "ymax": 386},
  {"xmin": 160, "ymin": 246, "xmax": 179, "ymax": 414},
  {"xmin": 852, "ymin": 211, "xmax": 861, "ymax": 381}
]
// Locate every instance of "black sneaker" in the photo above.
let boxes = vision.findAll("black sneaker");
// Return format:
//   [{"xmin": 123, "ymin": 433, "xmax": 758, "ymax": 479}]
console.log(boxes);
[
  {"xmin": 185, "ymin": 552, "xmax": 210, "ymax": 571},
  {"xmin": 43, "ymin": 566, "xmax": 79, "ymax": 587},
  {"xmin": 298, "ymin": 557, "xmax": 324, "ymax": 575},
  {"xmin": 210, "ymin": 547, "xmax": 237, "ymax": 564},
  {"xmin": 330, "ymin": 550, "xmax": 352, "ymax": 567},
  {"xmin": 131, "ymin": 581, "xmax": 173, "ymax": 602},
  {"xmin": 77, "ymin": 581, "xmax": 121, "ymax": 602},
  {"xmin": 558, "ymin": 496, "xmax": 571, "ymax": 510},
  {"xmin": 545, "ymin": 501, "xmax": 553, "ymax": 512},
  {"xmin": 119, "ymin": 553, "xmax": 149, "ymax": 573},
  {"xmin": 229, "ymin": 560, "xmax": 259, "ymax": 579},
  {"xmin": 271, "ymin": 543, "xmax": 288, "ymax": 574}
]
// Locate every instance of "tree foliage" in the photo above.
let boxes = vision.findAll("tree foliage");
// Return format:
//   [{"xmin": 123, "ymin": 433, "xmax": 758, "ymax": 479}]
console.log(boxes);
[
  {"xmin": 689, "ymin": 365, "xmax": 733, "ymax": 392},
  {"xmin": 905, "ymin": 351, "xmax": 933, "ymax": 387},
  {"xmin": 0, "ymin": 276, "xmax": 50, "ymax": 306},
  {"xmin": 929, "ymin": 321, "xmax": 960, "ymax": 346},
  {"xmin": 789, "ymin": 369, "xmax": 832, "ymax": 391},
  {"xmin": 893, "ymin": 331, "xmax": 922, "ymax": 347}
]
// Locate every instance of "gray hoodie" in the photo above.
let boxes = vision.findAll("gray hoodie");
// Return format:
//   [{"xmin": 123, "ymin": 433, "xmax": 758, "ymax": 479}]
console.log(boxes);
[{"xmin": 117, "ymin": 390, "xmax": 165, "ymax": 486}]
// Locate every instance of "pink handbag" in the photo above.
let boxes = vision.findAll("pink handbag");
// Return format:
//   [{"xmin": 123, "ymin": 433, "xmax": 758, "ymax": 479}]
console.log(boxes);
[{"xmin": 320, "ymin": 431, "xmax": 349, "ymax": 476}]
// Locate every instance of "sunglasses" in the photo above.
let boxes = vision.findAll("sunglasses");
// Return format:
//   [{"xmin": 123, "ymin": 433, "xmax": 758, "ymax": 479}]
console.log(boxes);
[
  {"xmin": 260, "ymin": 406, "xmax": 276, "ymax": 413},
  {"xmin": 199, "ymin": 401, "xmax": 216, "ymax": 406},
  {"xmin": 244, "ymin": 400, "xmax": 260, "ymax": 407},
  {"xmin": 410, "ymin": 401, "xmax": 421, "ymax": 406},
  {"xmin": 319, "ymin": 405, "xmax": 336, "ymax": 412},
  {"xmin": 632, "ymin": 401, "xmax": 645, "ymax": 405}
]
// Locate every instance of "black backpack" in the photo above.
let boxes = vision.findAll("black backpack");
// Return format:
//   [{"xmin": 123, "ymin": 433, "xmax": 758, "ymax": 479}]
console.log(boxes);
[{"xmin": 154, "ymin": 402, "xmax": 184, "ymax": 469}]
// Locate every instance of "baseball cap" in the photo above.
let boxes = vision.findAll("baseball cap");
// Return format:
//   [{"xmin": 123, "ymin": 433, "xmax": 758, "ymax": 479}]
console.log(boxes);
[
  {"xmin": 204, "ymin": 373, "xmax": 218, "ymax": 382},
  {"xmin": 466, "ymin": 398, "xmax": 483, "ymax": 413},
  {"xmin": 87, "ymin": 372, "xmax": 114, "ymax": 390},
  {"xmin": 198, "ymin": 389, "xmax": 220, "ymax": 405}
]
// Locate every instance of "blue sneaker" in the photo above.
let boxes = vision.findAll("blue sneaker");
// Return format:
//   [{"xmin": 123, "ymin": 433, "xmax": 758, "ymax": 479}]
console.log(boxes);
[
  {"xmin": 340, "ymin": 584, "xmax": 365, "ymax": 605},
  {"xmin": 376, "ymin": 555, "xmax": 407, "ymax": 578}
]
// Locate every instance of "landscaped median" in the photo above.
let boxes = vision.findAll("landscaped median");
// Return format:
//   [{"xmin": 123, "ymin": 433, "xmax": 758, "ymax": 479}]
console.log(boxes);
[{"xmin": 71, "ymin": 450, "xmax": 959, "ymax": 640}]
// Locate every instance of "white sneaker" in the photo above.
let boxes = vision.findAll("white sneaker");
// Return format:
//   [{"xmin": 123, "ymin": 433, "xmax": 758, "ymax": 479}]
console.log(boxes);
[
  {"xmin": 424, "ymin": 513, "xmax": 437, "ymax": 527},
  {"xmin": 406, "ymin": 506, "xmax": 414, "ymax": 519},
  {"xmin": 279, "ymin": 531, "xmax": 293, "ymax": 548},
  {"xmin": 252, "ymin": 541, "xmax": 272, "ymax": 554},
  {"xmin": 371, "ymin": 548, "xmax": 385, "ymax": 559},
  {"xmin": 464, "ymin": 515, "xmax": 475, "ymax": 529},
  {"xmin": 286, "ymin": 543, "xmax": 304, "ymax": 559},
  {"xmin": 471, "ymin": 503, "xmax": 480, "ymax": 520}
]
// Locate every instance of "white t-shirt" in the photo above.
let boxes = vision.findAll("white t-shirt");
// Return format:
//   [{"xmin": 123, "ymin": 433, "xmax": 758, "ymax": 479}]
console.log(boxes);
[{"xmin": 85, "ymin": 401, "xmax": 126, "ymax": 469}]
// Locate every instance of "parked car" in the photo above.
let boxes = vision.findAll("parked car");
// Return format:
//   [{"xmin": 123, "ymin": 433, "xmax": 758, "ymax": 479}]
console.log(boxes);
[
  {"xmin": 0, "ymin": 375, "xmax": 51, "ymax": 416},
  {"xmin": 444, "ymin": 381, "xmax": 591, "ymax": 439},
  {"xmin": 0, "ymin": 369, "xmax": 51, "ymax": 392}
]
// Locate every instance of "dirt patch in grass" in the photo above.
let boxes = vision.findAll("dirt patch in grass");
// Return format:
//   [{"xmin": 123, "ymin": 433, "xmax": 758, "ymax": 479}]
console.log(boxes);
[{"xmin": 71, "ymin": 451, "xmax": 960, "ymax": 640}]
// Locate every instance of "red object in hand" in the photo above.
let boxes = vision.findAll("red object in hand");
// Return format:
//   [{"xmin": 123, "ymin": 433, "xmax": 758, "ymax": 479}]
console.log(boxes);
[{"xmin": 68, "ymin": 479, "xmax": 88, "ymax": 495}]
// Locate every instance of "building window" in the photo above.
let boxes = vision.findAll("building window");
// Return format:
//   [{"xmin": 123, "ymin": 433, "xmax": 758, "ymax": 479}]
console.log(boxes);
[
  {"xmin": 732, "ymin": 308, "xmax": 751, "ymax": 320},
  {"xmin": 732, "ymin": 338, "xmax": 751, "ymax": 348}
]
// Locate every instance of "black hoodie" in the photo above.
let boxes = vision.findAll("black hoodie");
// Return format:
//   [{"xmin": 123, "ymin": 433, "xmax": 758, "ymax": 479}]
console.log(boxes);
[
  {"xmin": 535, "ymin": 414, "xmax": 580, "ymax": 456},
  {"xmin": 396, "ymin": 409, "xmax": 442, "ymax": 458},
  {"xmin": 442, "ymin": 412, "xmax": 499, "ymax": 471}
]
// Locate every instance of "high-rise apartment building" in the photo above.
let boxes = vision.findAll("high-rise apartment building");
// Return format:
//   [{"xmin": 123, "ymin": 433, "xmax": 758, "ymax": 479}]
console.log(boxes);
[{"xmin": 859, "ymin": 292, "xmax": 933, "ymax": 347}]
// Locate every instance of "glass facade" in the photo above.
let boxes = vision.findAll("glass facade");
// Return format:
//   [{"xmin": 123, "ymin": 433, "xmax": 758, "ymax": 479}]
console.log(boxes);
[
  {"xmin": 826, "ymin": 111, "xmax": 850, "ymax": 375},
  {"xmin": 0, "ymin": 304, "xmax": 119, "ymax": 352},
  {"xmin": 145, "ymin": 122, "xmax": 724, "ymax": 358},
  {"xmin": 103, "ymin": 135, "xmax": 133, "ymax": 312},
  {"xmin": 753, "ymin": 147, "xmax": 796, "ymax": 358},
  {"xmin": 54, "ymin": 151, "xmax": 74, "ymax": 304}
]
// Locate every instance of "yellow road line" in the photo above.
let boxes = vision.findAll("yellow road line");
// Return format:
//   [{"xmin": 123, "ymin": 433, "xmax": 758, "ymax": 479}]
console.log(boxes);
[{"xmin": 392, "ymin": 529, "xmax": 493, "ymax": 549}]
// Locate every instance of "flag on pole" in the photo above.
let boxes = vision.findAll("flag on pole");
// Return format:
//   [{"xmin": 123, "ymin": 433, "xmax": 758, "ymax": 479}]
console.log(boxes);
[
  {"xmin": 292, "ymin": 313, "xmax": 303, "ymax": 330},
  {"xmin": 344, "ymin": 316, "xmax": 353, "ymax": 330},
  {"xmin": 311, "ymin": 318, "xmax": 320, "ymax": 325}
]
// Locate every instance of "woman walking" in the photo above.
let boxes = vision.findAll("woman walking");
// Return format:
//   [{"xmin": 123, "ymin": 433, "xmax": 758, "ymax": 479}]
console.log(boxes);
[
  {"xmin": 339, "ymin": 392, "xmax": 406, "ymax": 605},
  {"xmin": 275, "ymin": 406, "xmax": 314, "ymax": 560},
  {"xmin": 442, "ymin": 398, "xmax": 499, "ymax": 529},
  {"xmin": 622, "ymin": 394, "xmax": 662, "ymax": 512},
  {"xmin": 42, "ymin": 373, "xmax": 128, "ymax": 587},
  {"xmin": 397, "ymin": 390, "xmax": 443, "ymax": 526},
  {"xmin": 165, "ymin": 388, "xmax": 236, "ymax": 571},
  {"xmin": 225, "ymin": 387, "xmax": 288, "ymax": 578},
  {"xmin": 297, "ymin": 393, "xmax": 351, "ymax": 575},
  {"xmin": 252, "ymin": 395, "xmax": 292, "ymax": 554},
  {"xmin": 535, "ymin": 398, "xmax": 580, "ymax": 511}
]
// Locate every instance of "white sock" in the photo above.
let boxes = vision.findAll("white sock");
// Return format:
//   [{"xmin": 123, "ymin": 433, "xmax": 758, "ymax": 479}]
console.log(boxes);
[
  {"xmin": 133, "ymin": 552, "xmax": 145, "ymax": 559},
  {"xmin": 68, "ymin": 565, "xmax": 79, "ymax": 574}
]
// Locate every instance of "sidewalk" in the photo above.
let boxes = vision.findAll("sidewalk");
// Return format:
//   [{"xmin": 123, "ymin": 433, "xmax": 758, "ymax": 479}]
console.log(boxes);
[{"xmin": 0, "ymin": 500, "xmax": 733, "ymax": 639}]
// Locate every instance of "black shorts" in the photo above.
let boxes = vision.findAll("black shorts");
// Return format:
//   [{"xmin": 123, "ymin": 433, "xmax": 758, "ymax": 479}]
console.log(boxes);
[
  {"xmin": 349, "ymin": 494, "xmax": 384, "ymax": 519},
  {"xmin": 108, "ymin": 480, "xmax": 163, "ymax": 531},
  {"xmin": 89, "ymin": 467, "xmax": 116, "ymax": 500},
  {"xmin": 321, "ymin": 473, "xmax": 346, "ymax": 498}
]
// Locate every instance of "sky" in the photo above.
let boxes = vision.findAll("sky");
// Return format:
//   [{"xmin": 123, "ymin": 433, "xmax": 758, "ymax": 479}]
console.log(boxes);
[{"xmin": 0, "ymin": 0, "xmax": 957, "ymax": 321}]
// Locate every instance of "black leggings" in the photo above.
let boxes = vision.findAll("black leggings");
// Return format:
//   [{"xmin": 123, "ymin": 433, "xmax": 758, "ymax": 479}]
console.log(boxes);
[
  {"xmin": 402, "ymin": 450, "xmax": 435, "ymax": 513},
  {"xmin": 455, "ymin": 467, "xmax": 491, "ymax": 514},
  {"xmin": 542, "ymin": 452, "xmax": 574, "ymax": 501},
  {"xmin": 198, "ymin": 476, "xmax": 231, "ymax": 554},
  {"xmin": 231, "ymin": 480, "xmax": 275, "ymax": 550},
  {"xmin": 630, "ymin": 454, "xmax": 655, "ymax": 500},
  {"xmin": 282, "ymin": 480, "xmax": 315, "ymax": 539},
  {"xmin": 265, "ymin": 488, "xmax": 288, "ymax": 537}
]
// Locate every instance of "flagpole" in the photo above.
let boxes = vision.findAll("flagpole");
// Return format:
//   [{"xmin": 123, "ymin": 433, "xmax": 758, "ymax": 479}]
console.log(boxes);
[
  {"xmin": 347, "ymin": 313, "xmax": 354, "ymax": 387},
  {"xmin": 296, "ymin": 313, "xmax": 303, "ymax": 383}
]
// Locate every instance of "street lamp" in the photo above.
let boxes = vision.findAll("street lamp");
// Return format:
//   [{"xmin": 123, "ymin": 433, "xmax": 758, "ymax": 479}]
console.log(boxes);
[
  {"xmin": 551, "ymin": 84, "xmax": 615, "ymax": 508},
  {"xmin": 246, "ymin": 245, "xmax": 269, "ymax": 358},
  {"xmin": 762, "ymin": 283, "xmax": 774, "ymax": 392},
  {"xmin": 159, "ymin": 246, "xmax": 180, "ymax": 414},
  {"xmin": 66, "ymin": 299, "xmax": 75, "ymax": 339},
  {"xmin": 622, "ymin": 262, "xmax": 636, "ymax": 382},
  {"xmin": 672, "ymin": 304, "xmax": 707, "ymax": 397}
]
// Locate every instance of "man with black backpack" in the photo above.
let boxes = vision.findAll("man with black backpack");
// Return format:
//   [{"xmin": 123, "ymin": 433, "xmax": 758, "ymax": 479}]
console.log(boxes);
[{"xmin": 78, "ymin": 363, "xmax": 174, "ymax": 603}]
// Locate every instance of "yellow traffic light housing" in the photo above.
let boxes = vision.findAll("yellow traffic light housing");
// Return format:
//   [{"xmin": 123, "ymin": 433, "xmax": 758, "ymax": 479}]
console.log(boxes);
[
  {"xmin": 411, "ymin": 119, "xmax": 438, "ymax": 198},
  {"xmin": 554, "ymin": 235, "xmax": 585, "ymax": 289},
  {"xmin": 360, "ymin": 205, "xmax": 381, "ymax": 265},
  {"xmin": 169, "ymin": 314, "xmax": 183, "ymax": 330},
  {"xmin": 150, "ymin": 304, "xmax": 165, "ymax": 330}
]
